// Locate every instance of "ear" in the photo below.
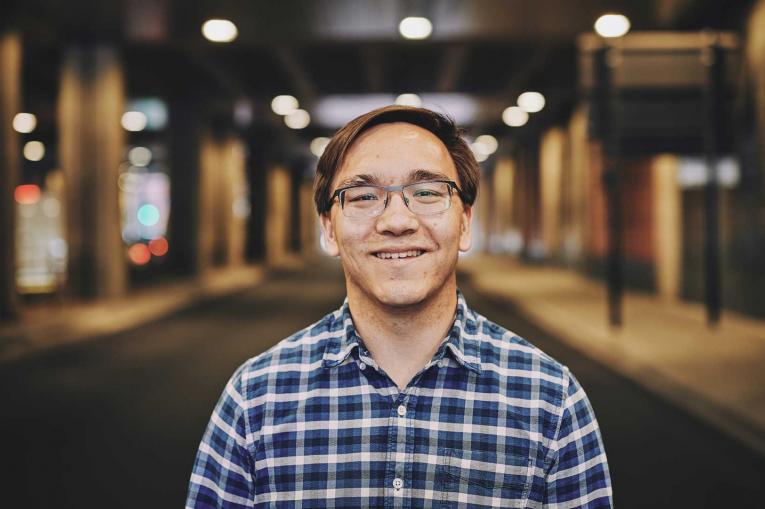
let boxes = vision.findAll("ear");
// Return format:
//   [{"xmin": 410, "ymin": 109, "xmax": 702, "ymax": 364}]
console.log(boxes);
[
  {"xmin": 319, "ymin": 212, "xmax": 340, "ymax": 257},
  {"xmin": 458, "ymin": 205, "xmax": 473, "ymax": 252}
]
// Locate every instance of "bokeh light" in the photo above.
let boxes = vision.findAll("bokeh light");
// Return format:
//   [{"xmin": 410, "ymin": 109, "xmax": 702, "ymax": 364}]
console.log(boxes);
[
  {"xmin": 14, "ymin": 184, "xmax": 41, "ymax": 204},
  {"xmin": 121, "ymin": 111, "xmax": 148, "ymax": 132},
  {"xmin": 128, "ymin": 244, "xmax": 151, "ymax": 265},
  {"xmin": 128, "ymin": 146, "xmax": 152, "ymax": 167},
  {"xmin": 310, "ymin": 137, "xmax": 330, "ymax": 157},
  {"xmin": 517, "ymin": 92, "xmax": 546, "ymax": 113},
  {"xmin": 148, "ymin": 237, "xmax": 169, "ymax": 257},
  {"xmin": 202, "ymin": 19, "xmax": 238, "ymax": 43},
  {"xmin": 395, "ymin": 94, "xmax": 422, "ymax": 107},
  {"xmin": 23, "ymin": 141, "xmax": 45, "ymax": 161},
  {"xmin": 13, "ymin": 113, "xmax": 37, "ymax": 133},
  {"xmin": 399, "ymin": 17, "xmax": 433, "ymax": 40},
  {"xmin": 284, "ymin": 109, "xmax": 310, "ymax": 129},
  {"xmin": 271, "ymin": 95, "xmax": 299, "ymax": 116},
  {"xmin": 502, "ymin": 106, "xmax": 529, "ymax": 127},
  {"xmin": 594, "ymin": 14, "xmax": 631, "ymax": 38},
  {"xmin": 137, "ymin": 204, "xmax": 160, "ymax": 226}
]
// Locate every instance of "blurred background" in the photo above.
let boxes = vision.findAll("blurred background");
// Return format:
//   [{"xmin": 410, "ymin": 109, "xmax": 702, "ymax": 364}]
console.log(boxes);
[{"xmin": 1, "ymin": 0, "xmax": 765, "ymax": 507}]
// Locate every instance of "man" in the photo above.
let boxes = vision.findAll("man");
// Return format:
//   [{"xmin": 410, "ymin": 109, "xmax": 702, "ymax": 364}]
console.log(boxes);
[{"xmin": 186, "ymin": 106, "xmax": 612, "ymax": 508}]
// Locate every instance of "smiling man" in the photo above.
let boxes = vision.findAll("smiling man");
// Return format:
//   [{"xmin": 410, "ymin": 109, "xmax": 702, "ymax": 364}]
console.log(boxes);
[{"xmin": 186, "ymin": 106, "xmax": 613, "ymax": 508}]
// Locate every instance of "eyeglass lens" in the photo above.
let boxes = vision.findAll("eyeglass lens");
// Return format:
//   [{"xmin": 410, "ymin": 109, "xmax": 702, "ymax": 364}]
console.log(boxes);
[{"xmin": 341, "ymin": 181, "xmax": 452, "ymax": 218}]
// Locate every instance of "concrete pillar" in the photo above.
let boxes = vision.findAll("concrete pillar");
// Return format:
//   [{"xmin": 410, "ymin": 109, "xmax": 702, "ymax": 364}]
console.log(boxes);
[
  {"xmin": 265, "ymin": 165, "xmax": 292, "ymax": 265},
  {"xmin": 223, "ymin": 138, "xmax": 248, "ymax": 266},
  {"xmin": 58, "ymin": 45, "xmax": 127, "ymax": 300},
  {"xmin": 168, "ymin": 96, "xmax": 203, "ymax": 275},
  {"xmin": 491, "ymin": 157, "xmax": 515, "ymax": 252},
  {"xmin": 652, "ymin": 155, "xmax": 682, "ymax": 300},
  {"xmin": 198, "ymin": 134, "xmax": 249, "ymax": 269},
  {"xmin": 539, "ymin": 127, "xmax": 566, "ymax": 259},
  {"xmin": 566, "ymin": 106, "xmax": 590, "ymax": 265},
  {"xmin": 0, "ymin": 32, "xmax": 21, "ymax": 319}
]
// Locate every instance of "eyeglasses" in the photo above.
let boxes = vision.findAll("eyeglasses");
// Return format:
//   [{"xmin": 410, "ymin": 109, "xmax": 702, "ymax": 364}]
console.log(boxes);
[{"xmin": 330, "ymin": 180, "xmax": 465, "ymax": 218}]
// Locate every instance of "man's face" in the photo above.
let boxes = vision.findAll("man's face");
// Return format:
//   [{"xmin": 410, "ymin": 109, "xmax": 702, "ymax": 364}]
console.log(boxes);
[{"xmin": 320, "ymin": 122, "xmax": 473, "ymax": 308}]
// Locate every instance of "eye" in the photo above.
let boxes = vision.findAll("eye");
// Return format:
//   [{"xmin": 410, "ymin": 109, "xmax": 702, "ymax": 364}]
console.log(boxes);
[
  {"xmin": 413, "ymin": 189, "xmax": 444, "ymax": 197},
  {"xmin": 347, "ymin": 192, "xmax": 380, "ymax": 202}
]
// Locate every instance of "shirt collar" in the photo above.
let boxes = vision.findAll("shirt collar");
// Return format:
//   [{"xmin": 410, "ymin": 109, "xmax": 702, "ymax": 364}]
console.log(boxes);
[{"xmin": 321, "ymin": 290, "xmax": 482, "ymax": 375}]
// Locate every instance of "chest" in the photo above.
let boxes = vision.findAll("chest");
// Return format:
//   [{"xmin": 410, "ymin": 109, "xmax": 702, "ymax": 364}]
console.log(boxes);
[{"xmin": 253, "ymin": 381, "xmax": 547, "ymax": 508}]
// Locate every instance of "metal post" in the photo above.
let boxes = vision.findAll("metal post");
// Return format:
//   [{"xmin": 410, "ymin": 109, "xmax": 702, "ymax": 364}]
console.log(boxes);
[
  {"xmin": 702, "ymin": 34, "xmax": 723, "ymax": 326},
  {"xmin": 595, "ymin": 43, "xmax": 624, "ymax": 327}
]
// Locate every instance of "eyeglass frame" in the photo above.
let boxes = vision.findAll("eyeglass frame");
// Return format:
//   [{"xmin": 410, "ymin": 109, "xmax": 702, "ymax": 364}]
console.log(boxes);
[{"xmin": 328, "ymin": 179, "xmax": 467, "ymax": 217}]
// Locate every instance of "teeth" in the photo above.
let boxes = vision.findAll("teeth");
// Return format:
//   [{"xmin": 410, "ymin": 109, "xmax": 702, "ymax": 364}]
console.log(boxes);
[{"xmin": 375, "ymin": 250, "xmax": 423, "ymax": 260}]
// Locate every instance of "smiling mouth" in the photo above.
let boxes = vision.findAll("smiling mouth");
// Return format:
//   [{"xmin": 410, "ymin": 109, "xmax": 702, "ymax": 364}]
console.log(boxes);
[{"xmin": 373, "ymin": 250, "xmax": 424, "ymax": 260}]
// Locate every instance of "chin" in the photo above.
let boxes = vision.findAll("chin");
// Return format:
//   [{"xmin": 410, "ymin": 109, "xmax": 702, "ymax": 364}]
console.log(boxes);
[{"xmin": 371, "ymin": 281, "xmax": 433, "ymax": 308}]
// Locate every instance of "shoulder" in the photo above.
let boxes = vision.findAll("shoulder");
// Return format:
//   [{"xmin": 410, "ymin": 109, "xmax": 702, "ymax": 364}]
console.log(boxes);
[
  {"xmin": 228, "ymin": 308, "xmax": 342, "ymax": 399},
  {"xmin": 470, "ymin": 309, "xmax": 571, "ymax": 404}
]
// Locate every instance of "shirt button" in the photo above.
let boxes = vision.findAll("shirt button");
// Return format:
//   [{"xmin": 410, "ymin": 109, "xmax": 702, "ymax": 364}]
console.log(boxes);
[
  {"xmin": 438, "ymin": 359, "xmax": 447, "ymax": 368},
  {"xmin": 397, "ymin": 405, "xmax": 407, "ymax": 417},
  {"xmin": 359, "ymin": 362, "xmax": 366, "ymax": 370},
  {"xmin": 392, "ymin": 477, "xmax": 403, "ymax": 490}
]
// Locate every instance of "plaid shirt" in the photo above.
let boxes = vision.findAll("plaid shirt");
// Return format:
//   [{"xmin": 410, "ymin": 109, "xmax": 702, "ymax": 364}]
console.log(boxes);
[{"xmin": 186, "ymin": 291, "xmax": 612, "ymax": 508}]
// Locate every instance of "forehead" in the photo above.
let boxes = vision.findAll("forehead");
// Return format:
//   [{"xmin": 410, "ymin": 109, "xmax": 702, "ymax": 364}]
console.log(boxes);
[{"xmin": 334, "ymin": 122, "xmax": 457, "ymax": 185}]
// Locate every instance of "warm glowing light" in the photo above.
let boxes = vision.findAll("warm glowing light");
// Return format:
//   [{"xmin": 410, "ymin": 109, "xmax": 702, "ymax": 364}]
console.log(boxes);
[
  {"xmin": 23, "ymin": 141, "xmax": 45, "ymax": 161},
  {"xmin": 148, "ymin": 237, "xmax": 169, "ymax": 256},
  {"xmin": 395, "ymin": 94, "xmax": 422, "ymax": 107},
  {"xmin": 474, "ymin": 151, "xmax": 489, "ymax": 163},
  {"xmin": 399, "ymin": 17, "xmax": 433, "ymax": 40},
  {"xmin": 310, "ymin": 137, "xmax": 330, "ymax": 158},
  {"xmin": 202, "ymin": 19, "xmax": 238, "ymax": 43},
  {"xmin": 128, "ymin": 146, "xmax": 152, "ymax": 167},
  {"xmin": 128, "ymin": 244, "xmax": 151, "ymax": 265},
  {"xmin": 517, "ymin": 92, "xmax": 546, "ymax": 113},
  {"xmin": 502, "ymin": 106, "xmax": 529, "ymax": 127},
  {"xmin": 284, "ymin": 109, "xmax": 310, "ymax": 129},
  {"xmin": 13, "ymin": 113, "xmax": 37, "ymax": 133},
  {"xmin": 473, "ymin": 135, "xmax": 498, "ymax": 156},
  {"xmin": 271, "ymin": 95, "xmax": 299, "ymax": 116},
  {"xmin": 121, "ymin": 111, "xmax": 148, "ymax": 132},
  {"xmin": 594, "ymin": 14, "xmax": 631, "ymax": 38},
  {"xmin": 137, "ymin": 204, "xmax": 160, "ymax": 226},
  {"xmin": 14, "ymin": 184, "xmax": 41, "ymax": 204}
]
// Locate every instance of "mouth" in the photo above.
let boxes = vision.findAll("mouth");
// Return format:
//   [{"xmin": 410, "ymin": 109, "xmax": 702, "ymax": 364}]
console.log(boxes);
[{"xmin": 372, "ymin": 249, "xmax": 426, "ymax": 260}]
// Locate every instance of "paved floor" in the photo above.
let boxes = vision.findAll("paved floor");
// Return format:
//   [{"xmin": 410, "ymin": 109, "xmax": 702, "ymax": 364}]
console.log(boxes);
[{"xmin": 1, "ymin": 260, "xmax": 763, "ymax": 508}]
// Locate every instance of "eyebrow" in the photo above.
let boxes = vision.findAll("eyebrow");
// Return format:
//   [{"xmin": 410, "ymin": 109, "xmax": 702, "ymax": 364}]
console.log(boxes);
[{"xmin": 337, "ymin": 169, "xmax": 451, "ymax": 188}]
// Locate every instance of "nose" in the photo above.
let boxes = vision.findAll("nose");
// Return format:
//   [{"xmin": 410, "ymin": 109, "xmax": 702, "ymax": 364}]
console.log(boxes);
[{"xmin": 374, "ymin": 191, "xmax": 419, "ymax": 236}]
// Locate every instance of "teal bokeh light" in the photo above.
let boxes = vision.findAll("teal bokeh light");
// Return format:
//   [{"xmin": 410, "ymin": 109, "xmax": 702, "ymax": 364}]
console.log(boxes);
[{"xmin": 137, "ymin": 204, "xmax": 160, "ymax": 226}]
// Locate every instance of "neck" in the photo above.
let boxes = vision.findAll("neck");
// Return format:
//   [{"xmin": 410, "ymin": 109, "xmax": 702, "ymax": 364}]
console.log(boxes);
[{"xmin": 347, "ymin": 278, "xmax": 458, "ymax": 390}]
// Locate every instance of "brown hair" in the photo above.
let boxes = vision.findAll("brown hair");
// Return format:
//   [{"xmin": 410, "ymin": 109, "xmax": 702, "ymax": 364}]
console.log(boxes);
[{"xmin": 313, "ymin": 105, "xmax": 480, "ymax": 215}]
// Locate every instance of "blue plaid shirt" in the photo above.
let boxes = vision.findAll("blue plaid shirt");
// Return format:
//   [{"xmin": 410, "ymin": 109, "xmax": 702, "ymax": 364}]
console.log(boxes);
[{"xmin": 186, "ymin": 291, "xmax": 612, "ymax": 508}]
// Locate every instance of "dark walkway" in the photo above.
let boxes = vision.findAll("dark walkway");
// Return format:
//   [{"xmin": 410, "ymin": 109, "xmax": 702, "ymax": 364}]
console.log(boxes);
[{"xmin": 1, "ymin": 260, "xmax": 763, "ymax": 508}]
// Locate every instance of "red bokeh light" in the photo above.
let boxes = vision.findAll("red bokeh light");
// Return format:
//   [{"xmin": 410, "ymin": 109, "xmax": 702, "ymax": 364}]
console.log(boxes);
[
  {"xmin": 128, "ymin": 243, "xmax": 151, "ymax": 265},
  {"xmin": 14, "ymin": 184, "xmax": 41, "ymax": 205},
  {"xmin": 148, "ymin": 237, "xmax": 169, "ymax": 256}
]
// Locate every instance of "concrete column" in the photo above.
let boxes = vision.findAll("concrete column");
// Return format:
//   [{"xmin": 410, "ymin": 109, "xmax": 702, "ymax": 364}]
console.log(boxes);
[
  {"xmin": 566, "ymin": 106, "xmax": 590, "ymax": 265},
  {"xmin": 198, "ymin": 134, "xmax": 249, "ymax": 269},
  {"xmin": 58, "ymin": 45, "xmax": 127, "ymax": 300},
  {"xmin": 539, "ymin": 127, "xmax": 566, "ymax": 259},
  {"xmin": 652, "ymin": 155, "xmax": 682, "ymax": 300},
  {"xmin": 265, "ymin": 165, "xmax": 292, "ymax": 265},
  {"xmin": 168, "ymin": 96, "xmax": 203, "ymax": 275},
  {"xmin": 0, "ymin": 32, "xmax": 21, "ymax": 319},
  {"xmin": 491, "ymin": 157, "xmax": 515, "ymax": 252}
]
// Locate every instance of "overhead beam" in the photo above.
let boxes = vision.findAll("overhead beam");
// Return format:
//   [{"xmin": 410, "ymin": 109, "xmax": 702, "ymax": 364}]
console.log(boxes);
[{"xmin": 436, "ymin": 44, "xmax": 469, "ymax": 92}]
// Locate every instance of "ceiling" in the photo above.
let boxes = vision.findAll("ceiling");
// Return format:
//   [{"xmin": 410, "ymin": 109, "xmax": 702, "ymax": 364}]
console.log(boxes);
[{"xmin": 6, "ymin": 0, "xmax": 757, "ymax": 146}]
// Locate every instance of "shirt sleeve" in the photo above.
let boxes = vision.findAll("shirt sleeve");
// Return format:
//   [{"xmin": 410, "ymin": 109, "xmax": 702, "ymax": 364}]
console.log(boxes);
[
  {"xmin": 186, "ymin": 364, "xmax": 256, "ymax": 508},
  {"xmin": 543, "ymin": 369, "xmax": 613, "ymax": 508}
]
